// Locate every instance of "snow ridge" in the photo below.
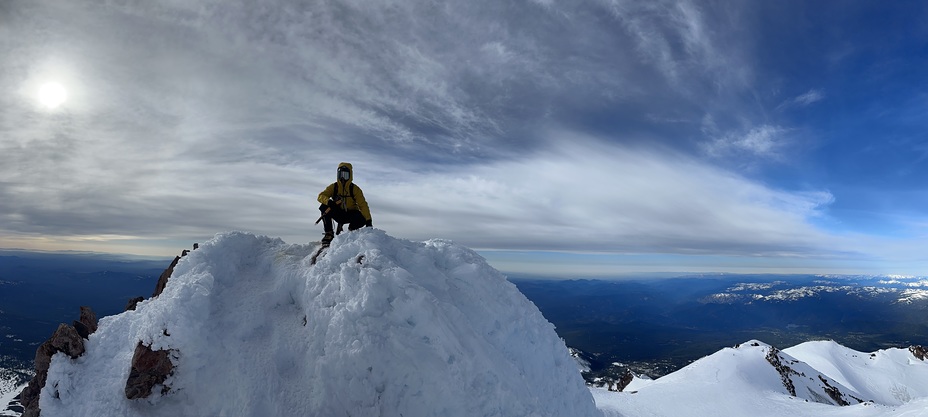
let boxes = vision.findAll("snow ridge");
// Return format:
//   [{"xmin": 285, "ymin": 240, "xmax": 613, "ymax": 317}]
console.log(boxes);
[
  {"xmin": 38, "ymin": 230, "xmax": 600, "ymax": 417},
  {"xmin": 593, "ymin": 339, "xmax": 928, "ymax": 417},
  {"xmin": 784, "ymin": 341, "xmax": 928, "ymax": 406}
]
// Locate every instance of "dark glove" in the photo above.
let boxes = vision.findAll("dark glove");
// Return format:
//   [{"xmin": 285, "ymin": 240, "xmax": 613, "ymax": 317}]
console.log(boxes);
[{"xmin": 365, "ymin": 219, "xmax": 373, "ymax": 228}]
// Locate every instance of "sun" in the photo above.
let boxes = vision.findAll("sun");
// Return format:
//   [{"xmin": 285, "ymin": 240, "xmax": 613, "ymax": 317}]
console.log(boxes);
[{"xmin": 38, "ymin": 82, "xmax": 68, "ymax": 109}]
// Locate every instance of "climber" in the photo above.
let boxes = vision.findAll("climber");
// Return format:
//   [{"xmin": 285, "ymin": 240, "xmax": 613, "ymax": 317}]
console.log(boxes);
[{"xmin": 316, "ymin": 162, "xmax": 372, "ymax": 246}]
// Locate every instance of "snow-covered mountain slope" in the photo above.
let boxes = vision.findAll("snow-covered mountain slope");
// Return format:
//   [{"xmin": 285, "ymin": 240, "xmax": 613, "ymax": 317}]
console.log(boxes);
[
  {"xmin": 592, "ymin": 340, "xmax": 928, "ymax": 417},
  {"xmin": 0, "ymin": 365, "xmax": 28, "ymax": 417},
  {"xmin": 0, "ymin": 378, "xmax": 24, "ymax": 417},
  {"xmin": 37, "ymin": 230, "xmax": 600, "ymax": 417},
  {"xmin": 785, "ymin": 341, "xmax": 928, "ymax": 406}
]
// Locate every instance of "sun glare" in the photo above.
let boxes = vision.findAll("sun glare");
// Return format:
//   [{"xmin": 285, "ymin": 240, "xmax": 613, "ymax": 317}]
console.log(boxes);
[{"xmin": 38, "ymin": 82, "xmax": 68, "ymax": 109}]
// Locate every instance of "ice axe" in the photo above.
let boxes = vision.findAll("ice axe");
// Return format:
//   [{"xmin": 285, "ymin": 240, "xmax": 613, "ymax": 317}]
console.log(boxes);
[
  {"xmin": 314, "ymin": 206, "xmax": 344, "ymax": 234},
  {"xmin": 314, "ymin": 207, "xmax": 330, "ymax": 225}
]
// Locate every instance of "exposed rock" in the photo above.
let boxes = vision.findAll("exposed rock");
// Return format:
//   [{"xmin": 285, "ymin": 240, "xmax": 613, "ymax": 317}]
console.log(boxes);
[
  {"xmin": 151, "ymin": 243, "xmax": 199, "ymax": 298},
  {"xmin": 125, "ymin": 296, "xmax": 145, "ymax": 311},
  {"xmin": 72, "ymin": 320, "xmax": 91, "ymax": 339},
  {"xmin": 125, "ymin": 342, "xmax": 175, "ymax": 400},
  {"xmin": 615, "ymin": 369, "xmax": 635, "ymax": 392},
  {"xmin": 818, "ymin": 375, "xmax": 850, "ymax": 406},
  {"xmin": 152, "ymin": 255, "xmax": 181, "ymax": 298},
  {"xmin": 765, "ymin": 346, "xmax": 798, "ymax": 397},
  {"xmin": 21, "ymin": 319, "xmax": 89, "ymax": 417},
  {"xmin": 910, "ymin": 345, "xmax": 927, "ymax": 361},
  {"xmin": 72, "ymin": 306, "xmax": 98, "ymax": 339}
]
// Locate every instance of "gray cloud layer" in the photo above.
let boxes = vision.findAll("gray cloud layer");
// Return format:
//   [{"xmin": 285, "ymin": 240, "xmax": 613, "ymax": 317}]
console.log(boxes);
[{"xmin": 2, "ymin": 0, "xmax": 922, "ymax": 272}]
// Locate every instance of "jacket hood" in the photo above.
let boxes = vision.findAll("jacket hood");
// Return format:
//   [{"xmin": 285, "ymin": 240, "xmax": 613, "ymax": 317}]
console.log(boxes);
[{"xmin": 337, "ymin": 162, "xmax": 353, "ymax": 183}]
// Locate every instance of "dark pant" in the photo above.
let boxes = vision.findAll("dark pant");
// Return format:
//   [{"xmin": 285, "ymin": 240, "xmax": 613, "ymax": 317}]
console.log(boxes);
[{"xmin": 319, "ymin": 204, "xmax": 366, "ymax": 234}]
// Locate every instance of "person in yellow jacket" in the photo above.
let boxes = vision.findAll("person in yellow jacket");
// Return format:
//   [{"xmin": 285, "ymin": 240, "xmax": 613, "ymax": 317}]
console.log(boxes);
[{"xmin": 316, "ymin": 162, "xmax": 372, "ymax": 245}]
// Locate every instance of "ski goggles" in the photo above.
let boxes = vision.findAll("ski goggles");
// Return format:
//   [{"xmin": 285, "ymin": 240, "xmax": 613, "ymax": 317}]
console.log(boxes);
[{"xmin": 338, "ymin": 167, "xmax": 350, "ymax": 181}]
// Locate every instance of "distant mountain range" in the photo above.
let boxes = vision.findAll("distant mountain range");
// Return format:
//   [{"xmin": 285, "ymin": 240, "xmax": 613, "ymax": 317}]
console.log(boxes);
[
  {"xmin": 701, "ymin": 275, "xmax": 928, "ymax": 304},
  {"xmin": 511, "ymin": 274, "xmax": 928, "ymax": 381}
]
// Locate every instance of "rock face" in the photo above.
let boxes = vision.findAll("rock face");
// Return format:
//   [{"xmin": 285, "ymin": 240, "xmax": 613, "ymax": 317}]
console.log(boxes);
[
  {"xmin": 72, "ymin": 306, "xmax": 98, "ymax": 339},
  {"xmin": 152, "ymin": 255, "xmax": 181, "ymax": 298},
  {"xmin": 615, "ymin": 369, "xmax": 635, "ymax": 392},
  {"xmin": 20, "ymin": 308, "xmax": 97, "ymax": 417},
  {"xmin": 910, "ymin": 345, "xmax": 927, "ymax": 361},
  {"xmin": 124, "ymin": 296, "xmax": 145, "ymax": 312},
  {"xmin": 765, "ymin": 346, "xmax": 799, "ymax": 397},
  {"xmin": 124, "ymin": 343, "xmax": 175, "ymax": 400}
]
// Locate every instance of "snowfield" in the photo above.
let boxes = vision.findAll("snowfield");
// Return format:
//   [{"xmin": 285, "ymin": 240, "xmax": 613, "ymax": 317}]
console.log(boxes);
[{"xmin": 38, "ymin": 230, "xmax": 600, "ymax": 417}]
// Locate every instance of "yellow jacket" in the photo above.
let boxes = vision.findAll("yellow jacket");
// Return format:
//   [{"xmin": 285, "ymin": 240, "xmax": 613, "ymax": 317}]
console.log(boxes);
[{"xmin": 317, "ymin": 162, "xmax": 372, "ymax": 221}]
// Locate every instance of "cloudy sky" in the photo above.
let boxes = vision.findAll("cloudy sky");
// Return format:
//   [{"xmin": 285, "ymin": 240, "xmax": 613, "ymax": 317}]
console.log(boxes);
[{"xmin": 2, "ymin": 0, "xmax": 927, "ymax": 276}]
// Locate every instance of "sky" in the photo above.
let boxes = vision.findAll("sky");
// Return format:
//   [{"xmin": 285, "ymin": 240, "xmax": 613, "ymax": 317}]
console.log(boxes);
[{"xmin": 2, "ymin": 0, "xmax": 927, "ymax": 277}]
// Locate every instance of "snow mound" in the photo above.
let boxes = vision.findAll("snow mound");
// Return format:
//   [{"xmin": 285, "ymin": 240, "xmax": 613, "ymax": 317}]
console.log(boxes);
[{"xmin": 39, "ymin": 230, "xmax": 600, "ymax": 417}]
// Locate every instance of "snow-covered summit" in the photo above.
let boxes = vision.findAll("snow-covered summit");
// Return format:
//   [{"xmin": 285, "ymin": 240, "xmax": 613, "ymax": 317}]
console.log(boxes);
[{"xmin": 37, "ymin": 230, "xmax": 600, "ymax": 417}]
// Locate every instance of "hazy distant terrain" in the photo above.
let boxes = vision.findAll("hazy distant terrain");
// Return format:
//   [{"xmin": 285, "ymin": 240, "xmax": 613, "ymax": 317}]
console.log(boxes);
[
  {"xmin": 0, "ymin": 251, "xmax": 166, "ymax": 370},
  {"xmin": 511, "ymin": 275, "xmax": 928, "ymax": 379}
]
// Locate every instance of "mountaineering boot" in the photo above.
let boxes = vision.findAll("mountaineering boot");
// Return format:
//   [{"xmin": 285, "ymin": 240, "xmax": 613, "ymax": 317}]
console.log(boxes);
[{"xmin": 321, "ymin": 232, "xmax": 334, "ymax": 247}]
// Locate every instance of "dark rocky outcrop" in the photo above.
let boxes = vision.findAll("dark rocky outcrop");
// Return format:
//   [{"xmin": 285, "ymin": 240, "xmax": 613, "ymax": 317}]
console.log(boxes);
[
  {"xmin": 72, "ymin": 306, "xmax": 98, "ymax": 339},
  {"xmin": 151, "ymin": 243, "xmax": 198, "ymax": 299},
  {"xmin": 152, "ymin": 255, "xmax": 181, "ymax": 298},
  {"xmin": 615, "ymin": 369, "xmax": 635, "ymax": 392},
  {"xmin": 125, "ymin": 342, "xmax": 176, "ymax": 400},
  {"xmin": 818, "ymin": 375, "xmax": 850, "ymax": 406},
  {"xmin": 765, "ymin": 346, "xmax": 798, "ymax": 397},
  {"xmin": 124, "ymin": 296, "xmax": 145, "ymax": 312},
  {"xmin": 910, "ymin": 345, "xmax": 927, "ymax": 361},
  {"xmin": 20, "ymin": 307, "xmax": 97, "ymax": 417}
]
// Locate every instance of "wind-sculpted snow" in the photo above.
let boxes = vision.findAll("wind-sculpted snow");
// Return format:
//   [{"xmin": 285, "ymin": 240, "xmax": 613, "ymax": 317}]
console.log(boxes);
[{"xmin": 38, "ymin": 230, "xmax": 600, "ymax": 417}]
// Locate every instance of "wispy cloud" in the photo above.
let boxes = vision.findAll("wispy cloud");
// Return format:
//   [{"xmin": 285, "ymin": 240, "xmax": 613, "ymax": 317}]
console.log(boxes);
[
  {"xmin": 702, "ymin": 118, "xmax": 790, "ymax": 161},
  {"xmin": 388, "ymin": 132, "xmax": 840, "ymax": 257},
  {"xmin": 794, "ymin": 89, "xmax": 825, "ymax": 106},
  {"xmin": 776, "ymin": 88, "xmax": 826, "ymax": 111}
]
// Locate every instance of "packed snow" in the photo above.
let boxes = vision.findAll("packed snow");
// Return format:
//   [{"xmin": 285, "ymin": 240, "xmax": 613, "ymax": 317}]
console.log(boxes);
[
  {"xmin": 592, "ymin": 340, "xmax": 928, "ymax": 417},
  {"xmin": 38, "ymin": 230, "xmax": 600, "ymax": 417}
]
